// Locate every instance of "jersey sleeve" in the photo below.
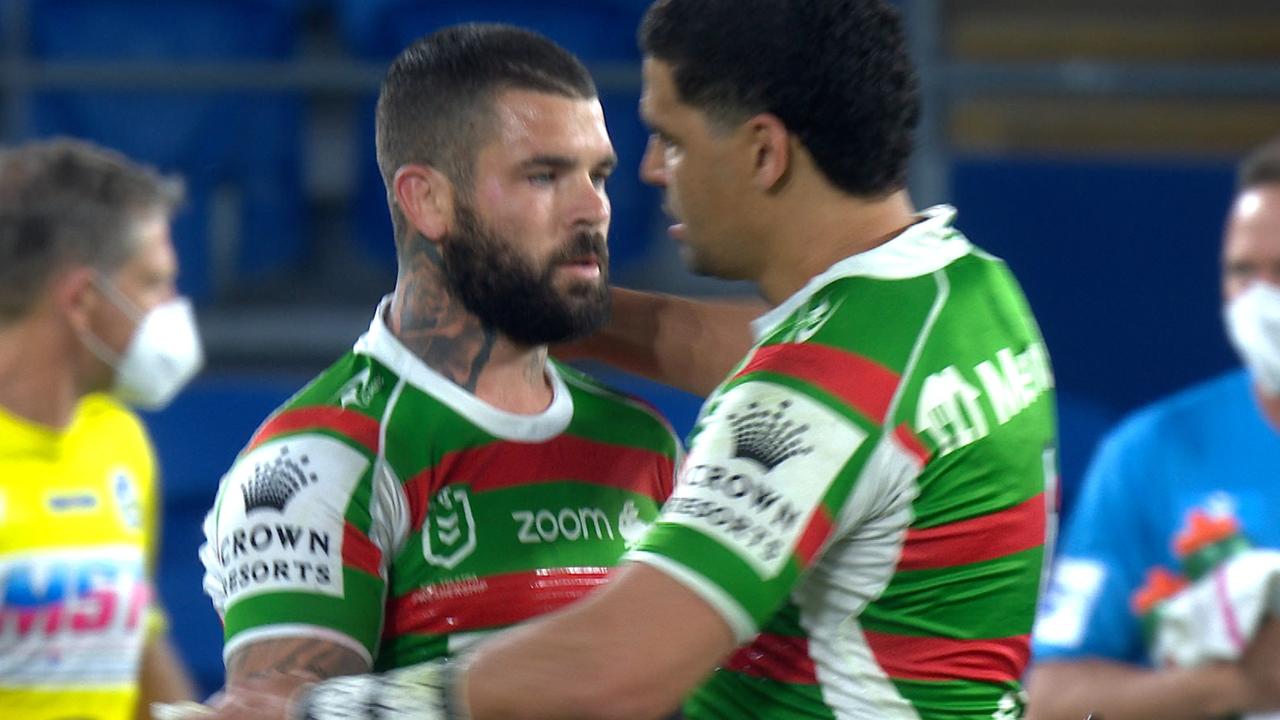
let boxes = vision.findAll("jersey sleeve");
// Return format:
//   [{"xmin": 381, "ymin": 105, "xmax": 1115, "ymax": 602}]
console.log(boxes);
[
  {"xmin": 629, "ymin": 378, "xmax": 873, "ymax": 641},
  {"xmin": 1032, "ymin": 419, "xmax": 1155, "ymax": 665},
  {"xmin": 201, "ymin": 429, "xmax": 392, "ymax": 665}
]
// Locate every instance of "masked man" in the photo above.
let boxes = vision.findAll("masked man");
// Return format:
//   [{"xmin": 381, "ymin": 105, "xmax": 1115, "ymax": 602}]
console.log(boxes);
[
  {"xmin": 1029, "ymin": 137, "xmax": 1280, "ymax": 719},
  {"xmin": 0, "ymin": 139, "xmax": 202, "ymax": 719}
]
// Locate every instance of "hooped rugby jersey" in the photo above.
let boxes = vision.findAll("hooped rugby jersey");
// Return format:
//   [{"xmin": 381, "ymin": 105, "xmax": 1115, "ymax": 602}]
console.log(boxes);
[
  {"xmin": 0, "ymin": 394, "xmax": 163, "ymax": 720},
  {"xmin": 202, "ymin": 301, "xmax": 680, "ymax": 669},
  {"xmin": 631, "ymin": 206, "xmax": 1058, "ymax": 719}
]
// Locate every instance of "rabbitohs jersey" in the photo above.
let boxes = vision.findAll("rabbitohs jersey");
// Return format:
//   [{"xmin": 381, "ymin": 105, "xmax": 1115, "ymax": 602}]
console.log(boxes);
[
  {"xmin": 201, "ymin": 301, "xmax": 679, "ymax": 669},
  {"xmin": 631, "ymin": 206, "xmax": 1057, "ymax": 719}
]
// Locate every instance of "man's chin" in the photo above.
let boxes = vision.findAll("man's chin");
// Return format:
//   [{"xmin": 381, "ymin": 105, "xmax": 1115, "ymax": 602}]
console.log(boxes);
[{"xmin": 554, "ymin": 276, "xmax": 609, "ymax": 300}]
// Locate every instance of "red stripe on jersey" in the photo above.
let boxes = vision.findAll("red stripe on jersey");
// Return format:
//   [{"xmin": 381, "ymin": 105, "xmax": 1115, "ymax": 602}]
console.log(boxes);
[
  {"xmin": 404, "ymin": 435, "xmax": 673, "ymax": 529},
  {"xmin": 342, "ymin": 522, "xmax": 382, "ymax": 578},
  {"xmin": 864, "ymin": 630, "xmax": 1030, "ymax": 684},
  {"xmin": 725, "ymin": 632, "xmax": 818, "ymax": 685},
  {"xmin": 793, "ymin": 507, "xmax": 834, "ymax": 569},
  {"xmin": 892, "ymin": 423, "xmax": 931, "ymax": 466},
  {"xmin": 897, "ymin": 493, "xmax": 1045, "ymax": 571},
  {"xmin": 384, "ymin": 567, "xmax": 612, "ymax": 637},
  {"xmin": 735, "ymin": 343, "xmax": 899, "ymax": 424},
  {"xmin": 248, "ymin": 407, "xmax": 380, "ymax": 454}
]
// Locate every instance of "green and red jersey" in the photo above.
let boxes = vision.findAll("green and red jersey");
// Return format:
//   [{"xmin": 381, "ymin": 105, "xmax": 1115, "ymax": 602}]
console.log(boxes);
[
  {"xmin": 201, "ymin": 300, "xmax": 680, "ymax": 669},
  {"xmin": 631, "ymin": 206, "xmax": 1057, "ymax": 719}
]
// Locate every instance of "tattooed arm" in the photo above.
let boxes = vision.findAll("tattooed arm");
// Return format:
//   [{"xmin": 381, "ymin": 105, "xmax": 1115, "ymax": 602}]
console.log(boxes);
[{"xmin": 187, "ymin": 638, "xmax": 370, "ymax": 719}]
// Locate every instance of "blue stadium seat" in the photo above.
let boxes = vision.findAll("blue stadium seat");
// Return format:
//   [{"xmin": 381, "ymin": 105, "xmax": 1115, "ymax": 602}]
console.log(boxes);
[
  {"xmin": 25, "ymin": 0, "xmax": 307, "ymax": 302},
  {"xmin": 337, "ymin": 0, "xmax": 658, "ymax": 274},
  {"xmin": 951, "ymin": 156, "xmax": 1239, "ymax": 413},
  {"xmin": 141, "ymin": 374, "xmax": 304, "ymax": 696},
  {"xmin": 1054, "ymin": 391, "xmax": 1117, "ymax": 524}
]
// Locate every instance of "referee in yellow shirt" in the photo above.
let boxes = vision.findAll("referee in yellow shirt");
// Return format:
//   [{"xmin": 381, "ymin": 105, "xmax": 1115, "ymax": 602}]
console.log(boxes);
[{"xmin": 0, "ymin": 139, "xmax": 204, "ymax": 720}]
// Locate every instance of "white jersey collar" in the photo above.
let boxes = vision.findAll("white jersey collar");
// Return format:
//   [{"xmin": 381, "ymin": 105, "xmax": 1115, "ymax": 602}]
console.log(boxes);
[
  {"xmin": 751, "ymin": 205, "xmax": 968, "ymax": 341},
  {"xmin": 354, "ymin": 296, "xmax": 574, "ymax": 442}
]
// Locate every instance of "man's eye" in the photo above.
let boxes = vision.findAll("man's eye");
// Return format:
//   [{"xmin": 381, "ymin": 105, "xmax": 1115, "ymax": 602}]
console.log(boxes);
[{"xmin": 529, "ymin": 171, "xmax": 556, "ymax": 185}]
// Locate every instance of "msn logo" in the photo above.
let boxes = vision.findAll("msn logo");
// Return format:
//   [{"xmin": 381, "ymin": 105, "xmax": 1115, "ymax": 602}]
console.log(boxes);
[{"xmin": 0, "ymin": 559, "xmax": 147, "ymax": 637}]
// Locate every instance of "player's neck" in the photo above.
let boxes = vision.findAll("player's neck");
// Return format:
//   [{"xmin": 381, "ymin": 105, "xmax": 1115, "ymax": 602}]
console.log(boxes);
[
  {"xmin": 755, "ymin": 188, "xmax": 918, "ymax": 305},
  {"xmin": 0, "ymin": 317, "xmax": 80, "ymax": 429},
  {"xmin": 471, "ymin": 341, "xmax": 554, "ymax": 415},
  {"xmin": 390, "ymin": 259, "xmax": 552, "ymax": 414}
]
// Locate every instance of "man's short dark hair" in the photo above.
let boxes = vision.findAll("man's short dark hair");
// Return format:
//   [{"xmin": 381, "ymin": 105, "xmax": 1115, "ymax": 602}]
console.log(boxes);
[
  {"xmin": 0, "ymin": 138, "xmax": 182, "ymax": 324},
  {"xmin": 1239, "ymin": 136, "xmax": 1280, "ymax": 191},
  {"xmin": 640, "ymin": 0, "xmax": 920, "ymax": 198},
  {"xmin": 375, "ymin": 23, "xmax": 598, "ymax": 244}
]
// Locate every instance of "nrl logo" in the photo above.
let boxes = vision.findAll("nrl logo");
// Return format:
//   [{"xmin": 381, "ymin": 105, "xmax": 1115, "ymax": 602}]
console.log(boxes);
[{"xmin": 423, "ymin": 485, "xmax": 477, "ymax": 569}]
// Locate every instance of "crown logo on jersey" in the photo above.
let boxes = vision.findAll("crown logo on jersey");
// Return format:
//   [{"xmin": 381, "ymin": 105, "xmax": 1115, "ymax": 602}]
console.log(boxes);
[
  {"xmin": 242, "ymin": 446, "xmax": 317, "ymax": 513},
  {"xmin": 727, "ymin": 400, "xmax": 813, "ymax": 471}
]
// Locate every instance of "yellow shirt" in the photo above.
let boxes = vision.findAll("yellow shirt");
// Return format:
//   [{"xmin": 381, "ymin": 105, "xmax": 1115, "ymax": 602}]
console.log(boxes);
[{"xmin": 0, "ymin": 394, "xmax": 162, "ymax": 720}]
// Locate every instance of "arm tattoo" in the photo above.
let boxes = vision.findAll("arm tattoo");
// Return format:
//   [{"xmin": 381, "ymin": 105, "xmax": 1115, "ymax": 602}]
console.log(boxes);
[
  {"xmin": 227, "ymin": 638, "xmax": 369, "ymax": 685},
  {"xmin": 393, "ymin": 235, "xmax": 497, "ymax": 391}
]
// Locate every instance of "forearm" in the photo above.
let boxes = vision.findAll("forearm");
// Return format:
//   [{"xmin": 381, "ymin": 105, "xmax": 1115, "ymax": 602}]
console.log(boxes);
[
  {"xmin": 461, "ymin": 564, "xmax": 734, "ymax": 720},
  {"xmin": 561, "ymin": 287, "xmax": 763, "ymax": 396},
  {"xmin": 228, "ymin": 637, "xmax": 369, "ymax": 688},
  {"xmin": 1027, "ymin": 659, "xmax": 1246, "ymax": 720}
]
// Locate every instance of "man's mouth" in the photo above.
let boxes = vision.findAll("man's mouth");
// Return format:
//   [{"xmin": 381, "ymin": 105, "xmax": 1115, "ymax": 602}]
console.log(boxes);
[
  {"xmin": 662, "ymin": 204, "xmax": 686, "ymax": 240},
  {"xmin": 556, "ymin": 253, "xmax": 602, "ymax": 280}
]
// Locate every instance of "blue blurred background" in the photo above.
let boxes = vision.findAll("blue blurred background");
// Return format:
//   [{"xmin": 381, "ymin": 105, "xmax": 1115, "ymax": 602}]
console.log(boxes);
[{"xmin": 3, "ymin": 0, "xmax": 1278, "ymax": 696}]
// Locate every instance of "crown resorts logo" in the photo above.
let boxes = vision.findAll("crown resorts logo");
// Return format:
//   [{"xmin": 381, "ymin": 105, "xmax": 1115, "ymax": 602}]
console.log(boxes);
[
  {"xmin": 727, "ymin": 399, "xmax": 814, "ymax": 471},
  {"xmin": 242, "ymin": 446, "xmax": 318, "ymax": 513}
]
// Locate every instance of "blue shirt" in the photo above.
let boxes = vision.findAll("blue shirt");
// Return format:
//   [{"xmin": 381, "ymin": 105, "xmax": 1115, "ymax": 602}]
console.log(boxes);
[{"xmin": 1033, "ymin": 370, "xmax": 1280, "ymax": 665}]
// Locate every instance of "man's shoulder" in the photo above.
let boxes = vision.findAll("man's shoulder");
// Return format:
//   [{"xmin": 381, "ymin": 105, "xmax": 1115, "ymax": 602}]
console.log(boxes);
[
  {"xmin": 77, "ymin": 393, "xmax": 147, "ymax": 435},
  {"xmin": 75, "ymin": 393, "xmax": 153, "ymax": 460},
  {"xmin": 1108, "ymin": 370, "xmax": 1251, "ymax": 449},
  {"xmin": 243, "ymin": 352, "xmax": 394, "ymax": 458},
  {"xmin": 555, "ymin": 362, "xmax": 681, "ymax": 455}
]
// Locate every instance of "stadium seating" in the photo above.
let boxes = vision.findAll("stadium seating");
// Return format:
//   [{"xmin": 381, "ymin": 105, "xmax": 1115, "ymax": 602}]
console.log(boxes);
[
  {"xmin": 951, "ymin": 155, "xmax": 1239, "ymax": 415},
  {"xmin": 337, "ymin": 0, "xmax": 659, "ymax": 275},
  {"xmin": 24, "ymin": 0, "xmax": 308, "ymax": 302}
]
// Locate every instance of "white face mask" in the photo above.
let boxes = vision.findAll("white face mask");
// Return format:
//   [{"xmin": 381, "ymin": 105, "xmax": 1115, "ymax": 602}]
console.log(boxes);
[
  {"xmin": 78, "ymin": 277, "xmax": 204, "ymax": 410},
  {"xmin": 1225, "ymin": 281, "xmax": 1280, "ymax": 396}
]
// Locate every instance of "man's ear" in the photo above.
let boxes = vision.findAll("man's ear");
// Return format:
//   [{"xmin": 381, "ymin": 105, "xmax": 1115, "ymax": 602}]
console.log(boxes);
[
  {"xmin": 50, "ymin": 266, "xmax": 98, "ymax": 334},
  {"xmin": 393, "ymin": 164, "xmax": 456, "ymax": 242},
  {"xmin": 744, "ymin": 113, "xmax": 791, "ymax": 193}
]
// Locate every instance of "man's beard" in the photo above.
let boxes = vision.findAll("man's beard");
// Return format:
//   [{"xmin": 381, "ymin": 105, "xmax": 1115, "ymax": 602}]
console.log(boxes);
[{"xmin": 440, "ymin": 203, "xmax": 610, "ymax": 346}]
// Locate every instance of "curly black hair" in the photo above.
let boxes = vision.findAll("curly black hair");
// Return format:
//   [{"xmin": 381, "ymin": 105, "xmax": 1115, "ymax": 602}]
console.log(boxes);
[{"xmin": 640, "ymin": 0, "xmax": 920, "ymax": 198}]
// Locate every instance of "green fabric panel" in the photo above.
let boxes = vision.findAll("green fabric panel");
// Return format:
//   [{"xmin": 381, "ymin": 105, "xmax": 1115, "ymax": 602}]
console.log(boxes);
[
  {"xmin": 635, "ymin": 523, "xmax": 797, "ymax": 627},
  {"xmin": 555, "ymin": 362, "xmax": 682, "ymax": 457},
  {"xmin": 381, "ymin": 385, "xmax": 499, "ymax": 484},
  {"xmin": 860, "ymin": 547, "xmax": 1044, "ymax": 639},
  {"xmin": 908, "ymin": 419, "xmax": 1052, "ymax": 529},
  {"xmin": 224, "ymin": 569, "xmax": 386, "ymax": 657},
  {"xmin": 891, "ymin": 677, "xmax": 1026, "ymax": 719},
  {"xmin": 757, "ymin": 275, "xmax": 940, "ymax": 375},
  {"xmin": 374, "ymin": 633, "xmax": 450, "ymax": 671},
  {"xmin": 684, "ymin": 672, "xmax": 835, "ymax": 720}
]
